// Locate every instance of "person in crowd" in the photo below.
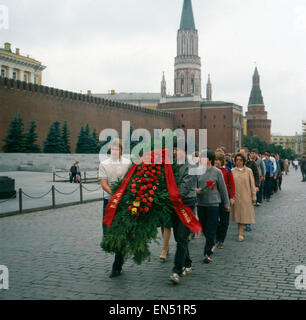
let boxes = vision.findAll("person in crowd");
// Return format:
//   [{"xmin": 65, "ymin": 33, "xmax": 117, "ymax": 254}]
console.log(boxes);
[
  {"xmin": 250, "ymin": 149, "xmax": 266, "ymax": 206},
  {"xmin": 275, "ymin": 154, "xmax": 284, "ymax": 191},
  {"xmin": 239, "ymin": 147, "xmax": 259, "ymax": 232},
  {"xmin": 70, "ymin": 162, "xmax": 77, "ymax": 183},
  {"xmin": 169, "ymin": 141, "xmax": 197, "ymax": 284},
  {"xmin": 230, "ymin": 153, "xmax": 256, "ymax": 242},
  {"xmin": 187, "ymin": 151, "xmax": 201, "ymax": 241},
  {"xmin": 99, "ymin": 138, "xmax": 132, "ymax": 278},
  {"xmin": 75, "ymin": 161, "xmax": 81, "ymax": 183},
  {"xmin": 214, "ymin": 152, "xmax": 235, "ymax": 249},
  {"xmin": 271, "ymin": 153, "xmax": 280, "ymax": 194},
  {"xmin": 197, "ymin": 151, "xmax": 230, "ymax": 263},
  {"xmin": 284, "ymin": 159, "xmax": 289, "ymax": 175},
  {"xmin": 301, "ymin": 156, "xmax": 306, "ymax": 182},
  {"xmin": 293, "ymin": 159, "xmax": 299, "ymax": 171},
  {"xmin": 263, "ymin": 151, "xmax": 274, "ymax": 202}
]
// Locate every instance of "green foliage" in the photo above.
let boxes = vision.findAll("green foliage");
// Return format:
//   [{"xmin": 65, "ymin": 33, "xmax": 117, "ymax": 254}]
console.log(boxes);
[
  {"xmin": 43, "ymin": 121, "xmax": 66, "ymax": 153},
  {"xmin": 76, "ymin": 123, "xmax": 99, "ymax": 154},
  {"xmin": 61, "ymin": 121, "xmax": 71, "ymax": 153},
  {"xmin": 24, "ymin": 120, "xmax": 41, "ymax": 153},
  {"xmin": 243, "ymin": 135, "xmax": 297, "ymax": 160},
  {"xmin": 2, "ymin": 114, "xmax": 26, "ymax": 153}
]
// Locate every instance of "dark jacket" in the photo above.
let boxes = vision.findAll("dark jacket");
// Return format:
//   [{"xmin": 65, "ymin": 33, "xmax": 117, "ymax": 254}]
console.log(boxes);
[{"xmin": 246, "ymin": 159, "xmax": 260, "ymax": 187}]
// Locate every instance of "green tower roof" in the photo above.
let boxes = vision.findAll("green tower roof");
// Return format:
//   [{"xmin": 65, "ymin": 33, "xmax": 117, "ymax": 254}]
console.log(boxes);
[
  {"xmin": 180, "ymin": 0, "xmax": 196, "ymax": 30},
  {"xmin": 248, "ymin": 67, "xmax": 264, "ymax": 105}
]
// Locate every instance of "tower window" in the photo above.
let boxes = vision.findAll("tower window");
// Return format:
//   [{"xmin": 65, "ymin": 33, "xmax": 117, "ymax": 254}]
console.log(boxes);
[
  {"xmin": 1, "ymin": 69, "xmax": 5, "ymax": 77},
  {"xmin": 191, "ymin": 79, "xmax": 195, "ymax": 94},
  {"xmin": 213, "ymin": 115, "xmax": 216, "ymax": 119},
  {"xmin": 181, "ymin": 79, "xmax": 184, "ymax": 94}
]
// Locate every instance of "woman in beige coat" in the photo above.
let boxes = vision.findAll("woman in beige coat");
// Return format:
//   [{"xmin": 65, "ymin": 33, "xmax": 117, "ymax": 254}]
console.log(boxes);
[{"xmin": 230, "ymin": 153, "xmax": 257, "ymax": 242}]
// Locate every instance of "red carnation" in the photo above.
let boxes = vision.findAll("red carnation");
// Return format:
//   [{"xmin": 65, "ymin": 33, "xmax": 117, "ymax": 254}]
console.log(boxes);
[
  {"xmin": 157, "ymin": 171, "xmax": 162, "ymax": 175},
  {"xmin": 131, "ymin": 184, "xmax": 136, "ymax": 188},
  {"xmin": 149, "ymin": 190, "xmax": 154, "ymax": 195},
  {"xmin": 148, "ymin": 197, "xmax": 154, "ymax": 202},
  {"xmin": 128, "ymin": 206, "xmax": 132, "ymax": 211},
  {"xmin": 131, "ymin": 189, "xmax": 137, "ymax": 193},
  {"xmin": 144, "ymin": 207, "xmax": 149, "ymax": 213},
  {"xmin": 156, "ymin": 166, "xmax": 161, "ymax": 170},
  {"xmin": 142, "ymin": 198, "xmax": 148, "ymax": 203},
  {"xmin": 152, "ymin": 186, "xmax": 157, "ymax": 191}
]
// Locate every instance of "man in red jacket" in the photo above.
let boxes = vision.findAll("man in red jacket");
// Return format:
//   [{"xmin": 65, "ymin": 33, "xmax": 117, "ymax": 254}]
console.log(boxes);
[{"xmin": 214, "ymin": 152, "xmax": 235, "ymax": 249}]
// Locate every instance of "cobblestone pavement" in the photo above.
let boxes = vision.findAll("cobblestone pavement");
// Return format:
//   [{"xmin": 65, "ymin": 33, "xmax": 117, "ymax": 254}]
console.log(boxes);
[{"xmin": 0, "ymin": 170, "xmax": 306, "ymax": 300}]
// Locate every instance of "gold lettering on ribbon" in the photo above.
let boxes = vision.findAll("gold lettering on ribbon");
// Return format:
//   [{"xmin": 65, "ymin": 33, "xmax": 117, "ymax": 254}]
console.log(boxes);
[{"xmin": 181, "ymin": 208, "xmax": 191, "ymax": 224}]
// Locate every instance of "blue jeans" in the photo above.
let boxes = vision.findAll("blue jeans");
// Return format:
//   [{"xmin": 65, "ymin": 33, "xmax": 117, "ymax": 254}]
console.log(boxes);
[
  {"xmin": 102, "ymin": 199, "xmax": 124, "ymax": 272},
  {"xmin": 197, "ymin": 206, "xmax": 219, "ymax": 256},
  {"xmin": 216, "ymin": 203, "xmax": 230, "ymax": 243}
]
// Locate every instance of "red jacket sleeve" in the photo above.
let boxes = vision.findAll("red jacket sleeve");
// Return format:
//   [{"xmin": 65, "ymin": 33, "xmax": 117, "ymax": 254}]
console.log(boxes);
[{"xmin": 228, "ymin": 171, "xmax": 235, "ymax": 199}]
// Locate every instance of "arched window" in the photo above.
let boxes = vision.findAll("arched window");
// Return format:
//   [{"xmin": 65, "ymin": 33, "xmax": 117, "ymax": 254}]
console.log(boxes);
[
  {"xmin": 191, "ymin": 79, "xmax": 195, "ymax": 94},
  {"xmin": 181, "ymin": 78, "xmax": 184, "ymax": 94}
]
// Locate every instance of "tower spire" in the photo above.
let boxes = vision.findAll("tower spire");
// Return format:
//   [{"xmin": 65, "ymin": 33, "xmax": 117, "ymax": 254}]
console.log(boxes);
[
  {"xmin": 206, "ymin": 74, "xmax": 212, "ymax": 101},
  {"xmin": 180, "ymin": 0, "xmax": 196, "ymax": 30},
  {"xmin": 161, "ymin": 72, "xmax": 167, "ymax": 99},
  {"xmin": 248, "ymin": 66, "xmax": 263, "ymax": 105}
]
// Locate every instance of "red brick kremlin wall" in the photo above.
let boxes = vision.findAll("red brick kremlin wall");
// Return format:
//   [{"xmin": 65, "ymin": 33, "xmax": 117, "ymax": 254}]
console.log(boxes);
[{"xmin": 0, "ymin": 78, "xmax": 174, "ymax": 152}]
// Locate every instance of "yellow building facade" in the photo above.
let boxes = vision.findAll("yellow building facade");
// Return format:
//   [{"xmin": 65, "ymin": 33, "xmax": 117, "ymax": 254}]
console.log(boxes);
[{"xmin": 0, "ymin": 43, "xmax": 46, "ymax": 85}]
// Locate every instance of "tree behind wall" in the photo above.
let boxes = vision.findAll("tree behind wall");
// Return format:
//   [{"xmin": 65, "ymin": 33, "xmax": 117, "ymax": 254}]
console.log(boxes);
[
  {"xmin": 24, "ymin": 120, "xmax": 41, "ymax": 153},
  {"xmin": 61, "ymin": 121, "xmax": 71, "ymax": 153},
  {"xmin": 43, "ymin": 121, "xmax": 66, "ymax": 153},
  {"xmin": 76, "ymin": 123, "xmax": 99, "ymax": 153},
  {"xmin": 2, "ymin": 114, "xmax": 26, "ymax": 153}
]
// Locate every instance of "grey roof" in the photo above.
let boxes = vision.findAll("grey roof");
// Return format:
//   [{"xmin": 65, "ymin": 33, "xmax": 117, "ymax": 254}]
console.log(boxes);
[
  {"xmin": 93, "ymin": 92, "xmax": 161, "ymax": 102},
  {"xmin": 180, "ymin": 0, "xmax": 196, "ymax": 30}
]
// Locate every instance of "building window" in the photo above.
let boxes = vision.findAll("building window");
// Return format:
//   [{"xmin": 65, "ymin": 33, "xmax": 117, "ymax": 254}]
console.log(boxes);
[
  {"xmin": 191, "ymin": 79, "xmax": 195, "ymax": 94},
  {"xmin": 24, "ymin": 74, "xmax": 28, "ymax": 83},
  {"xmin": 13, "ymin": 72, "xmax": 17, "ymax": 80},
  {"xmin": 181, "ymin": 79, "xmax": 184, "ymax": 94},
  {"xmin": 213, "ymin": 115, "xmax": 216, "ymax": 119},
  {"xmin": 224, "ymin": 115, "xmax": 226, "ymax": 119},
  {"xmin": 181, "ymin": 114, "xmax": 184, "ymax": 118},
  {"xmin": 34, "ymin": 76, "xmax": 37, "ymax": 84},
  {"xmin": 1, "ymin": 69, "xmax": 5, "ymax": 78}
]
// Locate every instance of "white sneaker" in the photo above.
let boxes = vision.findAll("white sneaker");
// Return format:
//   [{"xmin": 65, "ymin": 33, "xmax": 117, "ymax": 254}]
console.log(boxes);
[
  {"xmin": 181, "ymin": 267, "xmax": 192, "ymax": 276},
  {"xmin": 170, "ymin": 273, "xmax": 180, "ymax": 284}
]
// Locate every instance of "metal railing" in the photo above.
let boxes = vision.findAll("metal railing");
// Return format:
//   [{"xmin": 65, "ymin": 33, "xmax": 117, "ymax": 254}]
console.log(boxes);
[{"xmin": 0, "ymin": 182, "xmax": 104, "ymax": 218}]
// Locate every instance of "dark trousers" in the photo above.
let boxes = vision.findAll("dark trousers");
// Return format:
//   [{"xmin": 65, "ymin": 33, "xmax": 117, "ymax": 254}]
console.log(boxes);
[
  {"xmin": 171, "ymin": 202, "xmax": 194, "ymax": 275},
  {"xmin": 273, "ymin": 176, "xmax": 278, "ymax": 193},
  {"xmin": 257, "ymin": 181, "xmax": 263, "ymax": 203},
  {"xmin": 264, "ymin": 174, "xmax": 272, "ymax": 199},
  {"xmin": 197, "ymin": 206, "xmax": 219, "ymax": 256},
  {"xmin": 216, "ymin": 203, "xmax": 230, "ymax": 244},
  {"xmin": 302, "ymin": 171, "xmax": 306, "ymax": 181},
  {"xmin": 102, "ymin": 199, "xmax": 124, "ymax": 272}
]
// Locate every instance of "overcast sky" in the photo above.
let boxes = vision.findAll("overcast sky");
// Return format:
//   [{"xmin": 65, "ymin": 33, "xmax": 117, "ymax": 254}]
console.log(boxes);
[{"xmin": 1, "ymin": 0, "xmax": 306, "ymax": 135}]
